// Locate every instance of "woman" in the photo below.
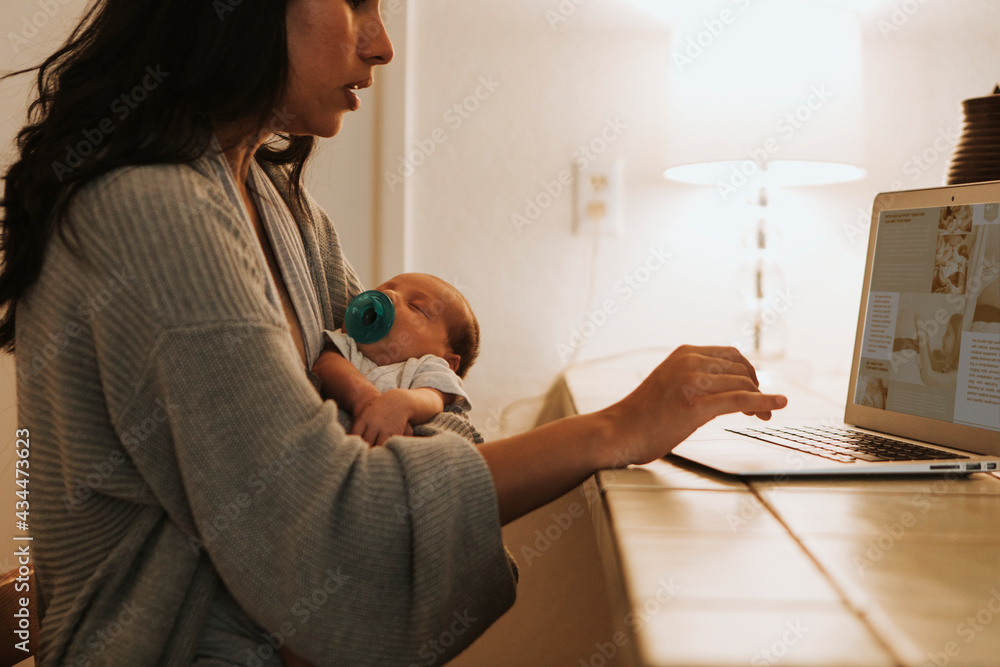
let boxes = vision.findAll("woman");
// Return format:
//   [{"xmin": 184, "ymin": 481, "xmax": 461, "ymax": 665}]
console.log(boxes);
[{"xmin": 0, "ymin": 1, "xmax": 787, "ymax": 664}]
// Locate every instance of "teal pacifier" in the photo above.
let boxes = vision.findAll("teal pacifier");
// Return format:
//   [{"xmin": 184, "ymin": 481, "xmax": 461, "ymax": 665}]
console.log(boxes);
[{"xmin": 344, "ymin": 290, "xmax": 395, "ymax": 344}]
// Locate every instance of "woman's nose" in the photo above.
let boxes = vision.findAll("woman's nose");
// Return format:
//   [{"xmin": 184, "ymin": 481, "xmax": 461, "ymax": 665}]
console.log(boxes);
[{"xmin": 358, "ymin": 11, "xmax": 394, "ymax": 65}]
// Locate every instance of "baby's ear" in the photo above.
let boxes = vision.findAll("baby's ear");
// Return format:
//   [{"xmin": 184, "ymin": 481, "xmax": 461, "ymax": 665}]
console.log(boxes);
[{"xmin": 444, "ymin": 352, "xmax": 461, "ymax": 374}]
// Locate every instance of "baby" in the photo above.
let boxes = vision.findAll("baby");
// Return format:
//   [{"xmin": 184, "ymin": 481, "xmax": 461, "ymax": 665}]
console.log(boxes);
[
  {"xmin": 279, "ymin": 273, "xmax": 478, "ymax": 666},
  {"xmin": 312, "ymin": 272, "xmax": 480, "ymax": 447}
]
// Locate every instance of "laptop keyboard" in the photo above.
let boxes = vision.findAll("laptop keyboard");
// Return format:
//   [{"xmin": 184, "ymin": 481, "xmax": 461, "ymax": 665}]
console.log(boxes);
[{"xmin": 725, "ymin": 425, "xmax": 967, "ymax": 464}]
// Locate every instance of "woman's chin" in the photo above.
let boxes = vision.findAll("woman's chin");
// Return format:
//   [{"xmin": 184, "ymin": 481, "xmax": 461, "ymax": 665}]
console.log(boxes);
[
  {"xmin": 310, "ymin": 116, "xmax": 346, "ymax": 139},
  {"xmin": 287, "ymin": 115, "xmax": 345, "ymax": 139}
]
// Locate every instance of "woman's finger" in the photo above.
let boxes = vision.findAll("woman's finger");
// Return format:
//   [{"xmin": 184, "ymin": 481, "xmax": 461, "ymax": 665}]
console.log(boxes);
[
  {"xmin": 681, "ymin": 372, "xmax": 760, "ymax": 403},
  {"xmin": 687, "ymin": 354, "xmax": 758, "ymax": 384},
  {"xmin": 687, "ymin": 346, "xmax": 760, "ymax": 386},
  {"xmin": 682, "ymin": 369, "xmax": 776, "ymax": 420},
  {"xmin": 694, "ymin": 390, "xmax": 787, "ymax": 421}
]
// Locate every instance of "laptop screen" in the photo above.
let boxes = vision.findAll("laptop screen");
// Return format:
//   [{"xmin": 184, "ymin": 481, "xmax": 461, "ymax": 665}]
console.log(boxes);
[{"xmin": 853, "ymin": 200, "xmax": 1000, "ymax": 432}]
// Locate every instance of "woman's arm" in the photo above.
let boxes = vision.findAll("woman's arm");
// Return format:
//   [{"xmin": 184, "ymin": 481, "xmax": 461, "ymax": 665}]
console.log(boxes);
[{"xmin": 480, "ymin": 345, "xmax": 787, "ymax": 524}]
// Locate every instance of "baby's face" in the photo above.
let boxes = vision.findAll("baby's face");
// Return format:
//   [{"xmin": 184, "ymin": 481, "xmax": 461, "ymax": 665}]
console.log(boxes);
[{"xmin": 355, "ymin": 273, "xmax": 468, "ymax": 371}]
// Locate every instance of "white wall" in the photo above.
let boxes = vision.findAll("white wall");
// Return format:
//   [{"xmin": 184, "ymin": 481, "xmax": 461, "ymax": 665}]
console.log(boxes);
[
  {"xmin": 1, "ymin": 0, "xmax": 998, "ymax": 661},
  {"xmin": 401, "ymin": 0, "xmax": 1000, "ymax": 433}
]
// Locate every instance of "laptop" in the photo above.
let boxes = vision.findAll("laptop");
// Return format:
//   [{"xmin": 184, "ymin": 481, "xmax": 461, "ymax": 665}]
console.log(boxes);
[{"xmin": 672, "ymin": 180, "xmax": 1000, "ymax": 476}]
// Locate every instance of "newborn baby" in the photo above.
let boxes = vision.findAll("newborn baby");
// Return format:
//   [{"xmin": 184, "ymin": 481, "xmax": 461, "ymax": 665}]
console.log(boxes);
[{"xmin": 312, "ymin": 272, "xmax": 480, "ymax": 447}]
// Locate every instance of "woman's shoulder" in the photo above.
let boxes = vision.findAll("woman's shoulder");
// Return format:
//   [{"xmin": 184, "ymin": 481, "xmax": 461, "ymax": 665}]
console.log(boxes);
[
  {"xmin": 72, "ymin": 157, "xmax": 233, "ymax": 220},
  {"xmin": 60, "ymin": 155, "xmax": 264, "ymax": 285},
  {"xmin": 54, "ymin": 156, "xmax": 276, "ymax": 329},
  {"xmin": 64, "ymin": 154, "xmax": 253, "ymax": 263}
]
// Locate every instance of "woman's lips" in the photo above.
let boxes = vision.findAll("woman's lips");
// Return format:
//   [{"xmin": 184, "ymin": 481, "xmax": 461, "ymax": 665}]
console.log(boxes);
[
  {"xmin": 345, "ymin": 86, "xmax": 360, "ymax": 111},
  {"xmin": 343, "ymin": 79, "xmax": 371, "ymax": 112}
]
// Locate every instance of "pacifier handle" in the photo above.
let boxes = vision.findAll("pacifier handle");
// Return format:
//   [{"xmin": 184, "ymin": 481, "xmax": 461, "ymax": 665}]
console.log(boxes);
[{"xmin": 344, "ymin": 290, "xmax": 395, "ymax": 344}]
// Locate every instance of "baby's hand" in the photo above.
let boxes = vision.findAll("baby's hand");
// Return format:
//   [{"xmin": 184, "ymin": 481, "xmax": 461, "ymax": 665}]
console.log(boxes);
[{"xmin": 351, "ymin": 390, "xmax": 415, "ymax": 447}]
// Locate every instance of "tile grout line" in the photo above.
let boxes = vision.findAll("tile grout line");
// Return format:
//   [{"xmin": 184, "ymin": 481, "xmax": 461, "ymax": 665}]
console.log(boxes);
[{"xmin": 748, "ymin": 484, "xmax": 914, "ymax": 667}]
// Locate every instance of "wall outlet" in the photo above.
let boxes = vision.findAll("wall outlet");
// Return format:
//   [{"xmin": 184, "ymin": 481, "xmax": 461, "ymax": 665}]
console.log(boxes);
[{"xmin": 574, "ymin": 158, "xmax": 623, "ymax": 235}]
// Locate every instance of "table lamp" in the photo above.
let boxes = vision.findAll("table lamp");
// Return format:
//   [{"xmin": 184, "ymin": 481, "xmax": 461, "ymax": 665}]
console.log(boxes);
[{"xmin": 660, "ymin": 0, "xmax": 867, "ymax": 360}]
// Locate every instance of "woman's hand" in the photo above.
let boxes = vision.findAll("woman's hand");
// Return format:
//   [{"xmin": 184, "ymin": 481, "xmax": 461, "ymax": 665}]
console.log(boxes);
[
  {"xmin": 479, "ymin": 345, "xmax": 788, "ymax": 524},
  {"xmin": 594, "ymin": 345, "xmax": 787, "ymax": 468}
]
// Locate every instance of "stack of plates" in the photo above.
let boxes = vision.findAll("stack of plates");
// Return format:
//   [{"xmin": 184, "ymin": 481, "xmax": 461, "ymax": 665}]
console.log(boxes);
[{"xmin": 947, "ymin": 85, "xmax": 1000, "ymax": 185}]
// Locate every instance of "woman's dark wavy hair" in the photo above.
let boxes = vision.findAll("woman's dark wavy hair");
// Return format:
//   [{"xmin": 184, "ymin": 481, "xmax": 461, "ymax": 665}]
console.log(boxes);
[{"xmin": 0, "ymin": 0, "xmax": 315, "ymax": 353}]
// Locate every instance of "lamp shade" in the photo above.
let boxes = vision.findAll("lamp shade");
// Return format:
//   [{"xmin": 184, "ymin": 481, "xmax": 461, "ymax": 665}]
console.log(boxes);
[{"xmin": 662, "ymin": 0, "xmax": 866, "ymax": 187}]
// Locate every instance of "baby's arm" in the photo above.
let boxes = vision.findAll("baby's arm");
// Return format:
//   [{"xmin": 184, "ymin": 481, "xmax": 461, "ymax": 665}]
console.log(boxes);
[
  {"xmin": 312, "ymin": 345, "xmax": 381, "ymax": 419},
  {"xmin": 352, "ymin": 388, "xmax": 453, "ymax": 448}
]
